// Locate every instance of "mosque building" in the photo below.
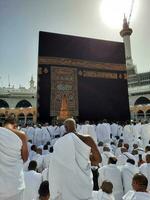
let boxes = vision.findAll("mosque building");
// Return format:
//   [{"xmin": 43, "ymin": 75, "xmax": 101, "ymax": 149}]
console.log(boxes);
[{"xmin": 0, "ymin": 76, "xmax": 37, "ymax": 124}]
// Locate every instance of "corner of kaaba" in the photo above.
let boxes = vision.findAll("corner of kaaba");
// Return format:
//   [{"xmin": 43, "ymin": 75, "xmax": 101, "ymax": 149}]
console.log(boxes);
[{"xmin": 37, "ymin": 31, "xmax": 130, "ymax": 123}]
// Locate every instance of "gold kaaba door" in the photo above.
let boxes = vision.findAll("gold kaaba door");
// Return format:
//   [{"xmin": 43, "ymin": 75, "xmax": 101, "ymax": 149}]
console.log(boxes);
[{"xmin": 50, "ymin": 66, "xmax": 79, "ymax": 119}]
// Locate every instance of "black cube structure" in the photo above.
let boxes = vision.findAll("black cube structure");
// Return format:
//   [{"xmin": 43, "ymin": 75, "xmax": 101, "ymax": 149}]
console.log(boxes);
[{"xmin": 37, "ymin": 31, "xmax": 130, "ymax": 123}]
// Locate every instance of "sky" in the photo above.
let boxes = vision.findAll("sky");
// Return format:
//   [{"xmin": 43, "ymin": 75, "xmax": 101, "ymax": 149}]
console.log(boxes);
[{"xmin": 0, "ymin": 0, "xmax": 150, "ymax": 88}]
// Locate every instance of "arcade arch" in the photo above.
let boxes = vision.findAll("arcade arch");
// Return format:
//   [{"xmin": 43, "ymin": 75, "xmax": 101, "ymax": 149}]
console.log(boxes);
[
  {"xmin": 0, "ymin": 99, "xmax": 9, "ymax": 108},
  {"xmin": 134, "ymin": 97, "xmax": 150, "ymax": 105},
  {"xmin": 16, "ymin": 100, "xmax": 32, "ymax": 108}
]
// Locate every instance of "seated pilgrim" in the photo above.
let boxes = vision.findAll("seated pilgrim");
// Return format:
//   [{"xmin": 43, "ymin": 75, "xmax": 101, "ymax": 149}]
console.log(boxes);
[
  {"xmin": 123, "ymin": 173, "xmax": 150, "ymax": 200},
  {"xmin": 92, "ymin": 180, "xmax": 115, "ymax": 200}
]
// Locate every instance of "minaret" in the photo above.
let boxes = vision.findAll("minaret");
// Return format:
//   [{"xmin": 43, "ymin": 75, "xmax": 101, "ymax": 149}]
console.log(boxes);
[
  {"xmin": 29, "ymin": 75, "xmax": 35, "ymax": 88},
  {"xmin": 120, "ymin": 15, "xmax": 136, "ymax": 75}
]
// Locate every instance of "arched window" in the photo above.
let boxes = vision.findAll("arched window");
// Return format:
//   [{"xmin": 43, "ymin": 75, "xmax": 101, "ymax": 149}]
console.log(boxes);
[
  {"xmin": 26, "ymin": 113, "xmax": 33, "ymax": 125},
  {"xmin": 18, "ymin": 113, "xmax": 25, "ymax": 125},
  {"xmin": 135, "ymin": 97, "xmax": 150, "ymax": 105},
  {"xmin": 16, "ymin": 100, "xmax": 32, "ymax": 108},
  {"xmin": 0, "ymin": 99, "xmax": 9, "ymax": 108},
  {"xmin": 137, "ymin": 110, "xmax": 145, "ymax": 120}
]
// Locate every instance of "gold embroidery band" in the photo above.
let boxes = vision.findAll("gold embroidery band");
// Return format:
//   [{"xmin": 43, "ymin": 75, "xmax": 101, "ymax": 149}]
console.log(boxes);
[
  {"xmin": 80, "ymin": 70, "xmax": 117, "ymax": 79},
  {"xmin": 39, "ymin": 56, "xmax": 126, "ymax": 72},
  {"xmin": 78, "ymin": 70, "xmax": 127, "ymax": 80}
]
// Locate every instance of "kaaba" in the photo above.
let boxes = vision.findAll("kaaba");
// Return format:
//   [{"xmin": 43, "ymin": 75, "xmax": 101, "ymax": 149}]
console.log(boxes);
[{"xmin": 37, "ymin": 31, "xmax": 130, "ymax": 123}]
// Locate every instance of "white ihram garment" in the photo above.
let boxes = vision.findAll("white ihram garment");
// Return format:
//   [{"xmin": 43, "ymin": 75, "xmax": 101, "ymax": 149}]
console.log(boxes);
[
  {"xmin": 123, "ymin": 125, "xmax": 133, "ymax": 146},
  {"xmin": 0, "ymin": 127, "xmax": 25, "ymax": 199},
  {"xmin": 92, "ymin": 190, "xmax": 115, "ymax": 200},
  {"xmin": 41, "ymin": 127, "xmax": 51, "ymax": 145},
  {"xmin": 123, "ymin": 190, "xmax": 150, "ymax": 200},
  {"xmin": 4, "ymin": 191, "xmax": 24, "ymax": 200},
  {"xmin": 139, "ymin": 163, "xmax": 150, "ymax": 191},
  {"xmin": 49, "ymin": 133, "xmax": 93, "ymax": 200},
  {"xmin": 23, "ymin": 170, "xmax": 42, "ymax": 200},
  {"xmin": 111, "ymin": 123, "xmax": 119, "ymax": 138},
  {"xmin": 141, "ymin": 124, "xmax": 150, "ymax": 148},
  {"xmin": 96, "ymin": 123, "xmax": 111, "ymax": 143},
  {"xmin": 26, "ymin": 126, "xmax": 35, "ymax": 141},
  {"xmin": 121, "ymin": 163, "xmax": 139, "ymax": 194},
  {"xmin": 98, "ymin": 164, "xmax": 123, "ymax": 200},
  {"xmin": 34, "ymin": 127, "xmax": 43, "ymax": 146}
]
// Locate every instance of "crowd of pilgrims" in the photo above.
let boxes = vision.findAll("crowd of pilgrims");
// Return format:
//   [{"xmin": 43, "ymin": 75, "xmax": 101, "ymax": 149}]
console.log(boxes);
[{"xmin": 1, "ymin": 118, "xmax": 150, "ymax": 200}]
